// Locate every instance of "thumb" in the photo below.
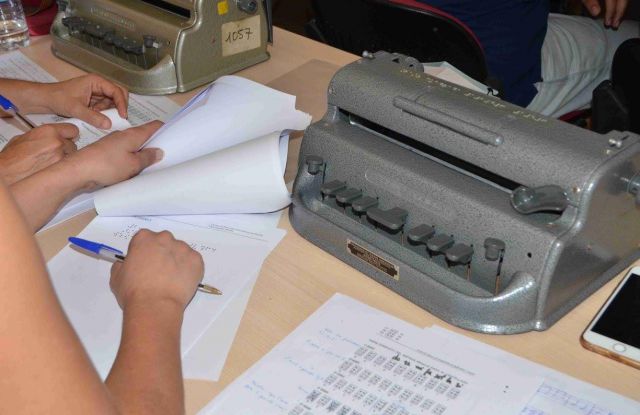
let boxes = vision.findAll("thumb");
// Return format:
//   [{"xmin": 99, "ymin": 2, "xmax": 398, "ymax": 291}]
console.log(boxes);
[
  {"xmin": 135, "ymin": 147, "xmax": 164, "ymax": 171},
  {"xmin": 120, "ymin": 120, "xmax": 165, "ymax": 150},
  {"xmin": 71, "ymin": 105, "xmax": 112, "ymax": 129},
  {"xmin": 110, "ymin": 260, "xmax": 123, "ymax": 278},
  {"xmin": 48, "ymin": 123, "xmax": 80, "ymax": 140}
]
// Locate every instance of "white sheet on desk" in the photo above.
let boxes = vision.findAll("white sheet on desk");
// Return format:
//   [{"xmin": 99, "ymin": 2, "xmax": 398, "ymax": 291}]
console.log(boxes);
[
  {"xmin": 426, "ymin": 325, "xmax": 640, "ymax": 415},
  {"xmin": 48, "ymin": 214, "xmax": 285, "ymax": 378},
  {"xmin": 200, "ymin": 293, "xmax": 543, "ymax": 415},
  {"xmin": 183, "ymin": 271, "xmax": 259, "ymax": 381},
  {"xmin": 26, "ymin": 95, "xmax": 181, "ymax": 149},
  {"xmin": 94, "ymin": 131, "xmax": 292, "ymax": 216},
  {"xmin": 182, "ymin": 211, "xmax": 283, "ymax": 381},
  {"xmin": 167, "ymin": 211, "xmax": 284, "ymax": 236},
  {"xmin": 27, "ymin": 108, "xmax": 132, "ymax": 149},
  {"xmin": 0, "ymin": 50, "xmax": 57, "ymax": 82},
  {"xmin": 140, "ymin": 75, "xmax": 312, "ymax": 173},
  {"xmin": 0, "ymin": 118, "xmax": 24, "ymax": 148}
]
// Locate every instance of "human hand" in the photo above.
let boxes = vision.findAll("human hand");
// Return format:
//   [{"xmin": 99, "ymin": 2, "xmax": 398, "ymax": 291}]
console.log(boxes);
[
  {"xmin": 41, "ymin": 74, "xmax": 129, "ymax": 129},
  {"xmin": 65, "ymin": 120, "xmax": 163, "ymax": 191},
  {"xmin": 582, "ymin": 0, "xmax": 628, "ymax": 28},
  {"xmin": 0, "ymin": 123, "xmax": 79, "ymax": 185},
  {"xmin": 110, "ymin": 230, "xmax": 204, "ymax": 311}
]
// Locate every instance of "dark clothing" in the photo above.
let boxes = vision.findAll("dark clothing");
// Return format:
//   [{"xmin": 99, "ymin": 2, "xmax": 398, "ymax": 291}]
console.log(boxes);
[{"xmin": 418, "ymin": 0, "xmax": 549, "ymax": 107}]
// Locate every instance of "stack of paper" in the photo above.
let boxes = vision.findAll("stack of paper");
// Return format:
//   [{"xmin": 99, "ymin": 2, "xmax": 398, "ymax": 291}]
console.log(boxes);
[
  {"xmin": 199, "ymin": 294, "xmax": 640, "ymax": 414},
  {"xmin": 94, "ymin": 75, "xmax": 311, "ymax": 217}
]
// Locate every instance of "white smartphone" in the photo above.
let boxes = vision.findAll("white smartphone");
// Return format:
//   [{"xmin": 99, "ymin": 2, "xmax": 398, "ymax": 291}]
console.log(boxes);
[{"xmin": 581, "ymin": 266, "xmax": 640, "ymax": 370}]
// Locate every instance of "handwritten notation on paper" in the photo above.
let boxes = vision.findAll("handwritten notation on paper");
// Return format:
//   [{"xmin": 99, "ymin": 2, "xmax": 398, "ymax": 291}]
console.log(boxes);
[
  {"xmin": 111, "ymin": 222, "xmax": 217, "ymax": 255},
  {"xmin": 520, "ymin": 384, "xmax": 618, "ymax": 415}
]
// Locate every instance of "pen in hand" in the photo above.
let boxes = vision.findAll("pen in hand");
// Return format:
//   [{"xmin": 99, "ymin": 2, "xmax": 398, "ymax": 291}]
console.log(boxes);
[
  {"xmin": 68, "ymin": 236, "xmax": 222, "ymax": 296},
  {"xmin": 0, "ymin": 94, "xmax": 37, "ymax": 129}
]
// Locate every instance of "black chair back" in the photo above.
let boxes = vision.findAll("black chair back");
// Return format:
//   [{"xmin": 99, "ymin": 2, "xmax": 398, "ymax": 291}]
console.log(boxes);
[{"xmin": 306, "ymin": 0, "xmax": 488, "ymax": 83}]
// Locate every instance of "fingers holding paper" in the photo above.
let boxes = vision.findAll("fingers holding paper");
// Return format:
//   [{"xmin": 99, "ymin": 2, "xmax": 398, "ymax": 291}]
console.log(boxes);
[
  {"xmin": 44, "ymin": 74, "xmax": 130, "ymax": 129},
  {"xmin": 109, "ymin": 229, "xmax": 205, "ymax": 311},
  {"xmin": 66, "ymin": 120, "xmax": 164, "ymax": 191}
]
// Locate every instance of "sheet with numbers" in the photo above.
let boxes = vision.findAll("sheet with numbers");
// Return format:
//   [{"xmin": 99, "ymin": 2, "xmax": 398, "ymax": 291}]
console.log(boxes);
[{"xmin": 200, "ymin": 294, "xmax": 543, "ymax": 415}]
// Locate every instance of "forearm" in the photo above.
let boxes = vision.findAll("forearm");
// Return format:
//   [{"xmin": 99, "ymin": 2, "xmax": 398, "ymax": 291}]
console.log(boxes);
[
  {"xmin": 0, "ymin": 79, "xmax": 51, "ymax": 113},
  {"xmin": 10, "ymin": 158, "xmax": 89, "ymax": 231},
  {"xmin": 106, "ymin": 301, "xmax": 185, "ymax": 415},
  {"xmin": 0, "ymin": 183, "xmax": 119, "ymax": 414}
]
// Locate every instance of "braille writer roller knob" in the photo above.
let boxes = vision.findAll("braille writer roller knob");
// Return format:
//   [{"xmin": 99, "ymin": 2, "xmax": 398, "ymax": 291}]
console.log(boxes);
[
  {"xmin": 510, "ymin": 185, "xmax": 569, "ymax": 214},
  {"xmin": 237, "ymin": 0, "xmax": 258, "ymax": 14},
  {"xmin": 626, "ymin": 173, "xmax": 640, "ymax": 205}
]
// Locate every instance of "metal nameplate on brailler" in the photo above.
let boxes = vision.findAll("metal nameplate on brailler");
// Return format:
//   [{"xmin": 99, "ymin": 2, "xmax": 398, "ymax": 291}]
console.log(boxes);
[{"xmin": 347, "ymin": 240, "xmax": 399, "ymax": 280}]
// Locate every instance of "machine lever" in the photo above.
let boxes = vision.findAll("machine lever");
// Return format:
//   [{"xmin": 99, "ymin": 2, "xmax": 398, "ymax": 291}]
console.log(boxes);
[
  {"xmin": 510, "ymin": 185, "xmax": 569, "ymax": 214},
  {"xmin": 393, "ymin": 97, "xmax": 503, "ymax": 147}
]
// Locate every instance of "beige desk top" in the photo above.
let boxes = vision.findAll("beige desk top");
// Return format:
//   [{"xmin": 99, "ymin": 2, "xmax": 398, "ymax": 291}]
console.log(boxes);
[{"xmin": 19, "ymin": 28, "xmax": 640, "ymax": 413}]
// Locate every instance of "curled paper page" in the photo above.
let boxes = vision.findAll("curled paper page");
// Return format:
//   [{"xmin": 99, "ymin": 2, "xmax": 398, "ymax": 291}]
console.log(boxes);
[
  {"xmin": 63, "ymin": 107, "xmax": 132, "ymax": 132},
  {"xmin": 94, "ymin": 75, "xmax": 311, "ymax": 217},
  {"xmin": 95, "ymin": 132, "xmax": 291, "ymax": 216},
  {"xmin": 141, "ymin": 75, "xmax": 312, "ymax": 173}
]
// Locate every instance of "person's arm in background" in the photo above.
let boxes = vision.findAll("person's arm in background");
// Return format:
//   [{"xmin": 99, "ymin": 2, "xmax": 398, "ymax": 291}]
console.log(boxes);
[
  {"xmin": 0, "ymin": 74, "xmax": 129, "ymax": 129},
  {"xmin": 582, "ymin": 0, "xmax": 628, "ymax": 28},
  {"xmin": 0, "ymin": 123, "xmax": 79, "ymax": 185},
  {"xmin": 0, "ymin": 181, "xmax": 203, "ymax": 414},
  {"xmin": 10, "ymin": 121, "xmax": 163, "ymax": 231}
]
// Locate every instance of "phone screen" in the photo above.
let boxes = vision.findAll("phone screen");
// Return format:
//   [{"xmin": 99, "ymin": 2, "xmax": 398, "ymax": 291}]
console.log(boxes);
[{"xmin": 592, "ymin": 273, "xmax": 640, "ymax": 348}]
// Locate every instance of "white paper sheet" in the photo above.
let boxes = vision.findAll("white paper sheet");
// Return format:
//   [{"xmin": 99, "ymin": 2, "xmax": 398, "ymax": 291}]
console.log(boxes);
[
  {"xmin": 426, "ymin": 326, "xmax": 640, "ymax": 415},
  {"xmin": 40, "ymin": 193, "xmax": 95, "ymax": 232},
  {"xmin": 183, "ymin": 272, "xmax": 259, "ymax": 381},
  {"xmin": 26, "ymin": 94, "xmax": 180, "ymax": 149},
  {"xmin": 48, "ymin": 214, "xmax": 285, "ymax": 378},
  {"xmin": 200, "ymin": 294, "xmax": 543, "ymax": 415},
  {"xmin": 0, "ymin": 117, "xmax": 24, "ymax": 148},
  {"xmin": 95, "ymin": 131, "xmax": 291, "ymax": 216},
  {"xmin": 26, "ymin": 108, "xmax": 132, "ymax": 149},
  {"xmin": 181, "ymin": 210, "xmax": 283, "ymax": 381},
  {"xmin": 141, "ymin": 76, "xmax": 312, "ymax": 173},
  {"xmin": 0, "ymin": 50, "xmax": 57, "ymax": 83},
  {"xmin": 423, "ymin": 61, "xmax": 493, "ymax": 95},
  {"xmin": 92, "ymin": 76, "xmax": 311, "ymax": 217},
  {"xmin": 168, "ymin": 210, "xmax": 284, "ymax": 235}
]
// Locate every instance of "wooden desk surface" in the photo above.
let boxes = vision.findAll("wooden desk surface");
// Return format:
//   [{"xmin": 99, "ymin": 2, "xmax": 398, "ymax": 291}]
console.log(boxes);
[{"xmin": 17, "ymin": 28, "xmax": 639, "ymax": 413}]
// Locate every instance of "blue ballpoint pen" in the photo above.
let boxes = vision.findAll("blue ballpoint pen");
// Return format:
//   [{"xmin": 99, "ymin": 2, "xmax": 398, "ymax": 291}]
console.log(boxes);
[
  {"xmin": 0, "ymin": 94, "xmax": 36, "ymax": 129},
  {"xmin": 68, "ymin": 237, "xmax": 222, "ymax": 295}
]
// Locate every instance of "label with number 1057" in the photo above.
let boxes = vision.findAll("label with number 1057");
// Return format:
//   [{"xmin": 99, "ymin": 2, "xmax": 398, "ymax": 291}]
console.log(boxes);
[{"xmin": 221, "ymin": 15, "xmax": 261, "ymax": 57}]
